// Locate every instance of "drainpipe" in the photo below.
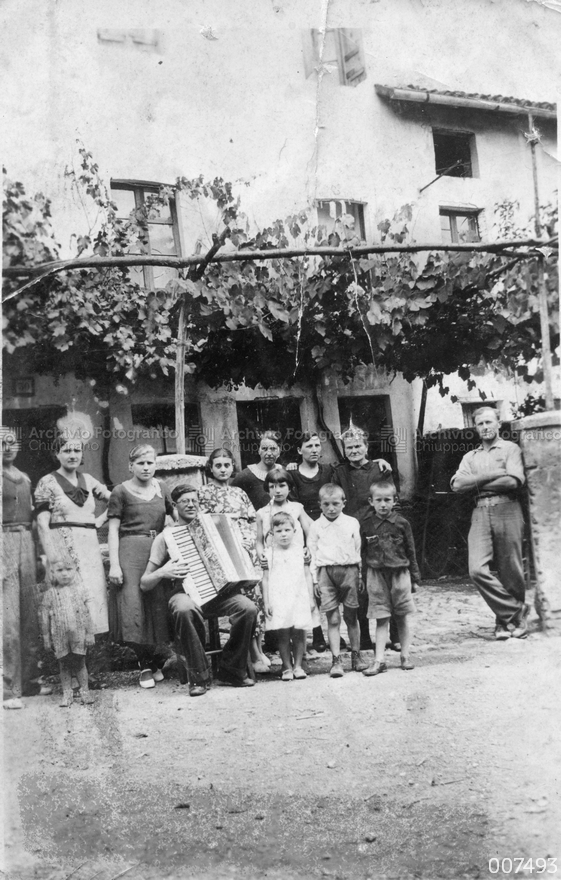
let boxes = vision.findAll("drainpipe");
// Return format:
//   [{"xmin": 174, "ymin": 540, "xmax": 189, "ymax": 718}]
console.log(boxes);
[{"xmin": 527, "ymin": 112, "xmax": 555, "ymax": 411}]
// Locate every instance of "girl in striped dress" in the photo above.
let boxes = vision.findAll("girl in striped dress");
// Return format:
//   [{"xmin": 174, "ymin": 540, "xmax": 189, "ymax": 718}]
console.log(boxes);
[{"xmin": 40, "ymin": 557, "xmax": 95, "ymax": 707}]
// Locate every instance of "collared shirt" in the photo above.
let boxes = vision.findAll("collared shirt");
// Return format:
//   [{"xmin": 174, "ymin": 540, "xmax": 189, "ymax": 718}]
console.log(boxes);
[
  {"xmin": 360, "ymin": 510, "xmax": 421, "ymax": 582},
  {"xmin": 450, "ymin": 438, "xmax": 525, "ymax": 496},
  {"xmin": 332, "ymin": 459, "xmax": 390, "ymax": 520},
  {"xmin": 308, "ymin": 513, "xmax": 361, "ymax": 580}
]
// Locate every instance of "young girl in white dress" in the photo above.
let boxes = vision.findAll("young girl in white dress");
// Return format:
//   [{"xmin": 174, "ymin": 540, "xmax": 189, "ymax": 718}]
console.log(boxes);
[{"xmin": 261, "ymin": 511, "xmax": 315, "ymax": 681}]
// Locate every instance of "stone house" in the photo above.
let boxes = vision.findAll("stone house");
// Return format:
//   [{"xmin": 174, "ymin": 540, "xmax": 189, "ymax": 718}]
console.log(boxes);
[{"xmin": 3, "ymin": 0, "xmax": 559, "ymax": 494}]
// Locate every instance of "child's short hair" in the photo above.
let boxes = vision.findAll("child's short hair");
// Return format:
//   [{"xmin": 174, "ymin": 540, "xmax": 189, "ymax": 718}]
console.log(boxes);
[
  {"xmin": 47, "ymin": 555, "xmax": 76, "ymax": 584},
  {"xmin": 318, "ymin": 483, "xmax": 346, "ymax": 502},
  {"xmin": 370, "ymin": 480, "xmax": 396, "ymax": 497},
  {"xmin": 271, "ymin": 511, "xmax": 296, "ymax": 530},
  {"xmin": 263, "ymin": 466, "xmax": 294, "ymax": 492}
]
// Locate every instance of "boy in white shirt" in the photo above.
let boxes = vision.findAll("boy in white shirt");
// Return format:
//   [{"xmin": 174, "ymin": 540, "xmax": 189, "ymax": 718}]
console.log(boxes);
[{"xmin": 308, "ymin": 484, "xmax": 367, "ymax": 677}]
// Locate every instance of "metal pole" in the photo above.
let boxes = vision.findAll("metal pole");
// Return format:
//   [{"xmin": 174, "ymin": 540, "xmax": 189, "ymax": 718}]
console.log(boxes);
[{"xmin": 528, "ymin": 113, "xmax": 554, "ymax": 410}]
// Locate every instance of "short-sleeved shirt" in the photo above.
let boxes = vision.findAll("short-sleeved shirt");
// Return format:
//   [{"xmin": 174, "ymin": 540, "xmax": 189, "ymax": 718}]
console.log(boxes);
[
  {"xmin": 360, "ymin": 510, "xmax": 421, "ymax": 583},
  {"xmin": 107, "ymin": 480, "xmax": 173, "ymax": 536},
  {"xmin": 450, "ymin": 438, "xmax": 525, "ymax": 497},
  {"xmin": 332, "ymin": 460, "xmax": 392, "ymax": 521}
]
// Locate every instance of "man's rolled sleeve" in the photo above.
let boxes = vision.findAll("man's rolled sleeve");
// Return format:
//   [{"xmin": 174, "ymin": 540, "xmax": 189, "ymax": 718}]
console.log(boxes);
[{"xmin": 504, "ymin": 443, "xmax": 525, "ymax": 487}]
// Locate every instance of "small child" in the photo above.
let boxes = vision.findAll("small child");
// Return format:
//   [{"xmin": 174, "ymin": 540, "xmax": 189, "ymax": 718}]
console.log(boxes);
[
  {"xmin": 261, "ymin": 512, "xmax": 315, "ymax": 681},
  {"xmin": 360, "ymin": 481, "xmax": 421, "ymax": 675},
  {"xmin": 40, "ymin": 557, "xmax": 95, "ymax": 707},
  {"xmin": 307, "ymin": 484, "xmax": 366, "ymax": 677}
]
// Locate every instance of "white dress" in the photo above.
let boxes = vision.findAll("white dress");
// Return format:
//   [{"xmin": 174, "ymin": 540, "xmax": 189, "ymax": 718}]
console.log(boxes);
[{"xmin": 264, "ymin": 544, "xmax": 312, "ymax": 631}]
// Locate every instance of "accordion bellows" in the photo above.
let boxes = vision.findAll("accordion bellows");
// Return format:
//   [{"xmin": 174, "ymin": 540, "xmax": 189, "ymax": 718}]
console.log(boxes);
[{"xmin": 163, "ymin": 513, "xmax": 260, "ymax": 607}]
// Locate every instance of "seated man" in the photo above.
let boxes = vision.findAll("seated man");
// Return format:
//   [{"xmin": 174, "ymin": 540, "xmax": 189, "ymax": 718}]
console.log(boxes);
[{"xmin": 140, "ymin": 483, "xmax": 257, "ymax": 696}]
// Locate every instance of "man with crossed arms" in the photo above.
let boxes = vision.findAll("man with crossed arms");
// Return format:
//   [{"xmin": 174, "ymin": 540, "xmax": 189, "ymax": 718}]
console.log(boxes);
[{"xmin": 451, "ymin": 407, "xmax": 529, "ymax": 640}]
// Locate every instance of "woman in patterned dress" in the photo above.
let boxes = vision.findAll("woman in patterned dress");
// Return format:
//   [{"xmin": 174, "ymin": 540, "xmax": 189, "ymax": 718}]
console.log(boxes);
[
  {"xmin": 107, "ymin": 444, "xmax": 174, "ymax": 688},
  {"xmin": 35, "ymin": 436, "xmax": 111, "ymax": 636},
  {"xmin": 198, "ymin": 448, "xmax": 269, "ymax": 673}
]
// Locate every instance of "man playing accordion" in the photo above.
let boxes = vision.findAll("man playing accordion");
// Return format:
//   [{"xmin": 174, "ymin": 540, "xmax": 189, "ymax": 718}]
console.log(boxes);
[{"xmin": 140, "ymin": 483, "xmax": 257, "ymax": 696}]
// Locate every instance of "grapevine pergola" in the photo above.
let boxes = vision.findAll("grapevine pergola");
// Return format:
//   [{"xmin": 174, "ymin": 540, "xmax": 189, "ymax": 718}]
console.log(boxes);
[{"xmin": 3, "ymin": 233, "xmax": 557, "ymax": 453}]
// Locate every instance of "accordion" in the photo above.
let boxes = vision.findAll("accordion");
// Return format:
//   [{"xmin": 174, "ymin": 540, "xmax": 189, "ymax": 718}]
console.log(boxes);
[{"xmin": 163, "ymin": 513, "xmax": 260, "ymax": 607}]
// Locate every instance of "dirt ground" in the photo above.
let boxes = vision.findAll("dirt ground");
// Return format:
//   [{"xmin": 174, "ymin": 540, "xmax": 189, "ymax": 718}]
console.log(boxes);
[{"xmin": 3, "ymin": 578, "xmax": 561, "ymax": 880}]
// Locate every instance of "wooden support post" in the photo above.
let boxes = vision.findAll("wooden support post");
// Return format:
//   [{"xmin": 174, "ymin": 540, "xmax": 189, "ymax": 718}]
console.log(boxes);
[{"xmin": 174, "ymin": 229, "xmax": 231, "ymax": 455}]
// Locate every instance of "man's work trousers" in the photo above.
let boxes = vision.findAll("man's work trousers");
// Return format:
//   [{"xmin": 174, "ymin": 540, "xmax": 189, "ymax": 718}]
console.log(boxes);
[
  {"xmin": 168, "ymin": 591, "xmax": 257, "ymax": 686},
  {"xmin": 468, "ymin": 500, "xmax": 526, "ymax": 627}
]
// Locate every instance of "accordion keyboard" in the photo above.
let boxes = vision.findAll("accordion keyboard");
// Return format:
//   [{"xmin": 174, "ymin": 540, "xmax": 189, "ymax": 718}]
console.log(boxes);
[{"xmin": 172, "ymin": 526, "xmax": 217, "ymax": 604}]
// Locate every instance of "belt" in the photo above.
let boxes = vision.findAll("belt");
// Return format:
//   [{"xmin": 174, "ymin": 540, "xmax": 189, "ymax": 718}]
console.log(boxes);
[
  {"xmin": 3, "ymin": 523, "xmax": 32, "ymax": 532},
  {"xmin": 475, "ymin": 496, "xmax": 515, "ymax": 508},
  {"xmin": 50, "ymin": 522, "xmax": 96, "ymax": 529},
  {"xmin": 120, "ymin": 531, "xmax": 157, "ymax": 539}
]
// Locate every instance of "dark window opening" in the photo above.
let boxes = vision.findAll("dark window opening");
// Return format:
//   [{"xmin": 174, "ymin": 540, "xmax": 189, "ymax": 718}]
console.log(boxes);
[
  {"xmin": 2, "ymin": 406, "xmax": 67, "ymax": 487},
  {"xmin": 236, "ymin": 399, "xmax": 302, "ymax": 469},
  {"xmin": 337, "ymin": 395, "xmax": 399, "ymax": 489},
  {"xmin": 433, "ymin": 130, "xmax": 474, "ymax": 178},
  {"xmin": 131, "ymin": 403, "xmax": 204, "ymax": 455}
]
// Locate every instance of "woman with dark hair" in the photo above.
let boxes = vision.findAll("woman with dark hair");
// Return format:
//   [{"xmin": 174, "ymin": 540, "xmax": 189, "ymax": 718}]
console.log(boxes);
[
  {"xmin": 290, "ymin": 432, "xmax": 335, "ymax": 521},
  {"xmin": 107, "ymin": 444, "xmax": 174, "ymax": 689},
  {"xmin": 231, "ymin": 430, "xmax": 282, "ymax": 511},
  {"xmin": 198, "ymin": 447, "xmax": 269, "ymax": 673},
  {"xmin": 35, "ymin": 435, "xmax": 111, "ymax": 636},
  {"xmin": 287, "ymin": 432, "xmax": 334, "ymax": 652}
]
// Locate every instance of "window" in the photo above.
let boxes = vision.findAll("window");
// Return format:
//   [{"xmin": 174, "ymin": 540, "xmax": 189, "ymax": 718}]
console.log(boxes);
[
  {"xmin": 110, "ymin": 182, "xmax": 180, "ymax": 289},
  {"xmin": 433, "ymin": 130, "xmax": 475, "ymax": 178},
  {"xmin": 306, "ymin": 28, "xmax": 366, "ymax": 86},
  {"xmin": 440, "ymin": 209, "xmax": 481, "ymax": 243},
  {"xmin": 131, "ymin": 403, "xmax": 204, "ymax": 455},
  {"xmin": 337, "ymin": 395, "xmax": 399, "ymax": 486},
  {"xmin": 461, "ymin": 401, "xmax": 501, "ymax": 428},
  {"xmin": 316, "ymin": 200, "xmax": 366, "ymax": 241},
  {"xmin": 236, "ymin": 399, "xmax": 303, "ymax": 469}
]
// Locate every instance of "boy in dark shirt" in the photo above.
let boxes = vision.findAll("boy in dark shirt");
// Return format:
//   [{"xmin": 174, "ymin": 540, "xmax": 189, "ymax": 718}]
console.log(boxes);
[{"xmin": 360, "ymin": 481, "xmax": 420, "ymax": 675}]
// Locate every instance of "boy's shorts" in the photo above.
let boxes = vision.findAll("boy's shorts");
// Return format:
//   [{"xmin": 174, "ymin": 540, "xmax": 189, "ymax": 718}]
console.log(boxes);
[
  {"xmin": 318, "ymin": 564, "xmax": 360, "ymax": 613},
  {"xmin": 366, "ymin": 567, "xmax": 415, "ymax": 619}
]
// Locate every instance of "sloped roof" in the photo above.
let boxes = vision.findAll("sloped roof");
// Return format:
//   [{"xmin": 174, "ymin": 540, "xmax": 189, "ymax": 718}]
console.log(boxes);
[{"xmin": 375, "ymin": 84, "xmax": 557, "ymax": 119}]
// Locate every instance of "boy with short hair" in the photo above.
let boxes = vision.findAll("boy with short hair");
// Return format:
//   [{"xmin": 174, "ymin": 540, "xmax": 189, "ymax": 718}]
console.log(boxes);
[
  {"xmin": 360, "ymin": 481, "xmax": 420, "ymax": 675},
  {"xmin": 307, "ymin": 483, "xmax": 367, "ymax": 677}
]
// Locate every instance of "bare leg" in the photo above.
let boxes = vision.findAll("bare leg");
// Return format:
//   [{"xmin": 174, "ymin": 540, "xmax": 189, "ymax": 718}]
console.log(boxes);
[
  {"xmin": 326, "ymin": 608, "xmax": 341, "ymax": 656},
  {"xmin": 397, "ymin": 614, "xmax": 413, "ymax": 664},
  {"xmin": 59, "ymin": 657, "xmax": 73, "ymax": 707},
  {"xmin": 291, "ymin": 629, "xmax": 306, "ymax": 670},
  {"xmin": 74, "ymin": 655, "xmax": 94, "ymax": 704},
  {"xmin": 277, "ymin": 629, "xmax": 293, "ymax": 673},
  {"xmin": 375, "ymin": 618, "xmax": 390, "ymax": 663},
  {"xmin": 249, "ymin": 637, "xmax": 261, "ymax": 663},
  {"xmin": 343, "ymin": 608, "xmax": 360, "ymax": 653}
]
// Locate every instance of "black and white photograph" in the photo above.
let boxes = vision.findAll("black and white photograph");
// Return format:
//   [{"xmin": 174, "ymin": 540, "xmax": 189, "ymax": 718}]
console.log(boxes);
[{"xmin": 2, "ymin": 1, "xmax": 560, "ymax": 878}]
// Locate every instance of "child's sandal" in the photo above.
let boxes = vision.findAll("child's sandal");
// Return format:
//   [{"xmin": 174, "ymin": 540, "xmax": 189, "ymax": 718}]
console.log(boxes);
[
  {"xmin": 281, "ymin": 669, "xmax": 294, "ymax": 681},
  {"xmin": 59, "ymin": 692, "xmax": 73, "ymax": 708},
  {"xmin": 80, "ymin": 691, "xmax": 94, "ymax": 705}
]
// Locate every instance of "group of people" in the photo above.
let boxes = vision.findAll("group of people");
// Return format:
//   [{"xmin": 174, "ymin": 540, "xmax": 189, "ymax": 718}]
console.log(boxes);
[{"xmin": 2, "ymin": 405, "xmax": 530, "ymax": 707}]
